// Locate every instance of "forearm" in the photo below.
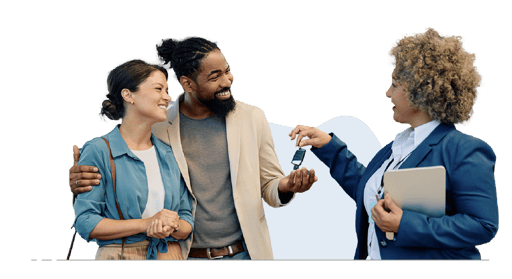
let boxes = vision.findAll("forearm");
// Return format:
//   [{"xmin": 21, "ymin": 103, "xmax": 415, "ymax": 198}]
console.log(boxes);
[
  {"xmin": 170, "ymin": 219, "xmax": 193, "ymax": 240},
  {"xmin": 395, "ymin": 210, "xmax": 498, "ymax": 249},
  {"xmin": 395, "ymin": 137, "xmax": 499, "ymax": 249},
  {"xmin": 276, "ymin": 176, "xmax": 294, "ymax": 204},
  {"xmin": 311, "ymin": 133, "xmax": 365, "ymax": 200},
  {"xmin": 89, "ymin": 218, "xmax": 147, "ymax": 240}
]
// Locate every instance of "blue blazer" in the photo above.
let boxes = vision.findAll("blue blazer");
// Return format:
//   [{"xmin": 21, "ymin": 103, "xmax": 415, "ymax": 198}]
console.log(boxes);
[{"xmin": 312, "ymin": 123, "xmax": 498, "ymax": 259}]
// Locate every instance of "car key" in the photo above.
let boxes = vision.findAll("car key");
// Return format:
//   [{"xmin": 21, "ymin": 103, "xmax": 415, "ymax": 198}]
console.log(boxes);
[{"xmin": 291, "ymin": 147, "xmax": 307, "ymax": 170}]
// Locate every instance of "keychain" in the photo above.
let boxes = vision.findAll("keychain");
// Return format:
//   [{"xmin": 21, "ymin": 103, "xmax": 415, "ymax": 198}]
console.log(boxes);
[{"xmin": 291, "ymin": 147, "xmax": 307, "ymax": 172}]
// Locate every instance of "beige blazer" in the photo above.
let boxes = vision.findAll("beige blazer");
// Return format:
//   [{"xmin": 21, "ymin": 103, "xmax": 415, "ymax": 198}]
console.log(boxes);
[{"xmin": 152, "ymin": 94, "xmax": 291, "ymax": 259}]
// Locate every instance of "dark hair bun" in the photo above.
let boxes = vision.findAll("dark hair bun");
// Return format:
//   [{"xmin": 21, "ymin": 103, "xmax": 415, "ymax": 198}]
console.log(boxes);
[
  {"xmin": 156, "ymin": 39, "xmax": 178, "ymax": 67},
  {"xmin": 101, "ymin": 98, "xmax": 122, "ymax": 120},
  {"xmin": 156, "ymin": 37, "xmax": 219, "ymax": 80}
]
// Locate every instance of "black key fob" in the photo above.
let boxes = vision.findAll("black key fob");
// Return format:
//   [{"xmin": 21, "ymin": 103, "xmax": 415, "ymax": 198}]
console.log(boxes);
[{"xmin": 291, "ymin": 147, "xmax": 306, "ymax": 170}]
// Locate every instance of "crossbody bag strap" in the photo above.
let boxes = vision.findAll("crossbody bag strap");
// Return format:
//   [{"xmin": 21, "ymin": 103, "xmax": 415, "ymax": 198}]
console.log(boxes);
[{"xmin": 101, "ymin": 137, "xmax": 126, "ymax": 259}]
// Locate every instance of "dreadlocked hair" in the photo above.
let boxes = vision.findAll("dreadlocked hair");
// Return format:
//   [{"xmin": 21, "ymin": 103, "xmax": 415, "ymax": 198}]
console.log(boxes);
[{"xmin": 156, "ymin": 37, "xmax": 219, "ymax": 81}]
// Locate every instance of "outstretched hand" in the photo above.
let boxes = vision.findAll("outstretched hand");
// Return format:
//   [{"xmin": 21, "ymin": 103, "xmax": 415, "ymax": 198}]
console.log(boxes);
[
  {"xmin": 371, "ymin": 194, "xmax": 403, "ymax": 233},
  {"xmin": 278, "ymin": 167, "xmax": 318, "ymax": 194}
]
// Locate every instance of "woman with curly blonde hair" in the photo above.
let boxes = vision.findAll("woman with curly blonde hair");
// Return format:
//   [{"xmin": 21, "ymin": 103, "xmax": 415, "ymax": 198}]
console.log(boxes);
[{"xmin": 290, "ymin": 28, "xmax": 498, "ymax": 259}]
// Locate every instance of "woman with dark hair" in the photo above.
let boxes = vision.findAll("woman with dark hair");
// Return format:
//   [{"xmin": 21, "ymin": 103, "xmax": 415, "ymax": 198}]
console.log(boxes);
[
  {"xmin": 290, "ymin": 28, "xmax": 498, "ymax": 259},
  {"xmin": 73, "ymin": 59, "xmax": 194, "ymax": 260}
]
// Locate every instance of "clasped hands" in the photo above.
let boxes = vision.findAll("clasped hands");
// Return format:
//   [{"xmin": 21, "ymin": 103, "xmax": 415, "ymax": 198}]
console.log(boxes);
[{"xmin": 145, "ymin": 209, "xmax": 180, "ymax": 239}]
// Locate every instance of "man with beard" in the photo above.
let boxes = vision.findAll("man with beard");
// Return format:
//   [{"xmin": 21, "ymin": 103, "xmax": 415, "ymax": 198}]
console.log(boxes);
[{"xmin": 69, "ymin": 37, "xmax": 317, "ymax": 260}]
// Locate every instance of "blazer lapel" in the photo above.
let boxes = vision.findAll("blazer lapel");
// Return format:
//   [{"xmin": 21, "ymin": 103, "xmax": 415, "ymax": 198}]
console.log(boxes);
[
  {"xmin": 399, "ymin": 123, "xmax": 455, "ymax": 169},
  {"xmin": 225, "ymin": 102, "xmax": 241, "ymax": 191},
  {"xmin": 165, "ymin": 94, "xmax": 193, "ymax": 194},
  {"xmin": 358, "ymin": 143, "xmax": 392, "ymax": 201}
]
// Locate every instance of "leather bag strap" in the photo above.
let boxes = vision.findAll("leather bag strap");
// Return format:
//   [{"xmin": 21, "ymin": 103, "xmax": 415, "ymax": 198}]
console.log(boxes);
[{"xmin": 101, "ymin": 137, "xmax": 126, "ymax": 259}]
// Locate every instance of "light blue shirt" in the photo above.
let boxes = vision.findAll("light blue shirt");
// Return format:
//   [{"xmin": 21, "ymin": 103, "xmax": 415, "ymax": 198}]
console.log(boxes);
[{"xmin": 74, "ymin": 125, "xmax": 194, "ymax": 259}]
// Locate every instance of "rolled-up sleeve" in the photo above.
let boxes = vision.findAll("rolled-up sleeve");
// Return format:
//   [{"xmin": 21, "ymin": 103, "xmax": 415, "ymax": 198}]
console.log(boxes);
[
  {"xmin": 177, "ymin": 176, "xmax": 194, "ymax": 229},
  {"xmin": 73, "ymin": 141, "xmax": 107, "ymax": 242}
]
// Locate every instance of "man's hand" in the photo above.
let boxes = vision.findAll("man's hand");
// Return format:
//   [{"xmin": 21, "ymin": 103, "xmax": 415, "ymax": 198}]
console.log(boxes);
[
  {"xmin": 69, "ymin": 145, "xmax": 101, "ymax": 195},
  {"xmin": 371, "ymin": 193, "xmax": 403, "ymax": 233},
  {"xmin": 289, "ymin": 125, "xmax": 332, "ymax": 149},
  {"xmin": 278, "ymin": 167, "xmax": 318, "ymax": 194}
]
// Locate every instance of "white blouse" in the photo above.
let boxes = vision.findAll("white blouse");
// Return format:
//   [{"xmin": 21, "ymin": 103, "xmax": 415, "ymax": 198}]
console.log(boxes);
[
  {"xmin": 131, "ymin": 146, "xmax": 165, "ymax": 219},
  {"xmin": 364, "ymin": 120, "xmax": 441, "ymax": 259}
]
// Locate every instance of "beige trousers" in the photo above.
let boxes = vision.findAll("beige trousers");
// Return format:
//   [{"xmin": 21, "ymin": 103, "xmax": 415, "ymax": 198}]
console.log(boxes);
[{"xmin": 95, "ymin": 240, "xmax": 183, "ymax": 260}]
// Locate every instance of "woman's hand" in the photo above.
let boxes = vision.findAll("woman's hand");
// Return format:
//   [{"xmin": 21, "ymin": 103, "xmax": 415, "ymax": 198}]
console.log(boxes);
[
  {"xmin": 371, "ymin": 194, "xmax": 403, "ymax": 233},
  {"xmin": 289, "ymin": 125, "xmax": 332, "ymax": 149},
  {"xmin": 146, "ymin": 219, "xmax": 173, "ymax": 239},
  {"xmin": 145, "ymin": 209, "xmax": 180, "ymax": 232}
]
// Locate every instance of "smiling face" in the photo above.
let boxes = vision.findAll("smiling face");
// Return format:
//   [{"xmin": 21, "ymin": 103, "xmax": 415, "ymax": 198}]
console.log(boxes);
[
  {"xmin": 188, "ymin": 49, "xmax": 236, "ymax": 117},
  {"xmin": 386, "ymin": 76, "xmax": 415, "ymax": 124},
  {"xmin": 385, "ymin": 71, "xmax": 433, "ymax": 128},
  {"xmin": 127, "ymin": 70, "xmax": 171, "ymax": 124}
]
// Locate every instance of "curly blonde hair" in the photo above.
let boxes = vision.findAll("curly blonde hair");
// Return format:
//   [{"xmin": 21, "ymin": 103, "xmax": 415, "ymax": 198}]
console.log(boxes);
[{"xmin": 390, "ymin": 28, "xmax": 481, "ymax": 124}]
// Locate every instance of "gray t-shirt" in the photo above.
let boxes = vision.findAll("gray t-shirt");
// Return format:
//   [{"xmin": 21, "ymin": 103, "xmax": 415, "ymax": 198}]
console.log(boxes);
[{"xmin": 179, "ymin": 111, "xmax": 244, "ymax": 248}]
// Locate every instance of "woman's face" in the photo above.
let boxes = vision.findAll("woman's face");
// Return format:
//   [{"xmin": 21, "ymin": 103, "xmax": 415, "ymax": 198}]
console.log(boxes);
[
  {"xmin": 386, "ymin": 74, "xmax": 418, "ymax": 126},
  {"xmin": 130, "ymin": 70, "xmax": 171, "ymax": 123}
]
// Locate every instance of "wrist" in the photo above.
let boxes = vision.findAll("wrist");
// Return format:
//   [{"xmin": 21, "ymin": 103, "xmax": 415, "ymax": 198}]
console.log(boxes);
[
  {"xmin": 141, "ymin": 218, "xmax": 151, "ymax": 233},
  {"xmin": 278, "ymin": 179, "xmax": 291, "ymax": 194},
  {"xmin": 314, "ymin": 134, "xmax": 332, "ymax": 149},
  {"xmin": 172, "ymin": 221, "xmax": 180, "ymax": 234}
]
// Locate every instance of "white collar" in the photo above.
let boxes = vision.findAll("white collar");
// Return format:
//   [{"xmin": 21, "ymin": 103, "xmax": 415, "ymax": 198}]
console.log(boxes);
[{"xmin": 392, "ymin": 120, "xmax": 441, "ymax": 159}]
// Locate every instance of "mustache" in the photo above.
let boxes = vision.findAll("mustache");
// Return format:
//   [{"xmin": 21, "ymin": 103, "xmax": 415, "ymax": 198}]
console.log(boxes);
[{"xmin": 215, "ymin": 87, "xmax": 230, "ymax": 94}]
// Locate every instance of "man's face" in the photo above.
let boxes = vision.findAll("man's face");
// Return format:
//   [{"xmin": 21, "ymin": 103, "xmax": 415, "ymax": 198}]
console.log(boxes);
[{"xmin": 193, "ymin": 49, "xmax": 235, "ymax": 117}]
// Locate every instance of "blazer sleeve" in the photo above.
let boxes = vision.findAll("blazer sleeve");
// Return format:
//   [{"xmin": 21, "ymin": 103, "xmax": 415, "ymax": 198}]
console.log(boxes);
[
  {"xmin": 256, "ymin": 109, "xmax": 288, "ymax": 208},
  {"xmin": 396, "ymin": 137, "xmax": 499, "ymax": 249},
  {"xmin": 73, "ymin": 140, "xmax": 108, "ymax": 242},
  {"xmin": 311, "ymin": 133, "xmax": 366, "ymax": 201}
]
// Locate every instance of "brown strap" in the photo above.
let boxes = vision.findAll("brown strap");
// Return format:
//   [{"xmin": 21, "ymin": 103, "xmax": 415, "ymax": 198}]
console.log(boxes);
[
  {"xmin": 101, "ymin": 137, "xmax": 126, "ymax": 259},
  {"xmin": 188, "ymin": 242, "xmax": 245, "ymax": 259}
]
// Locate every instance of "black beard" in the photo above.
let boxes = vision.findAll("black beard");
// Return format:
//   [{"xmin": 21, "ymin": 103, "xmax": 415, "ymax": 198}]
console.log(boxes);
[{"xmin": 198, "ymin": 90, "xmax": 236, "ymax": 118}]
